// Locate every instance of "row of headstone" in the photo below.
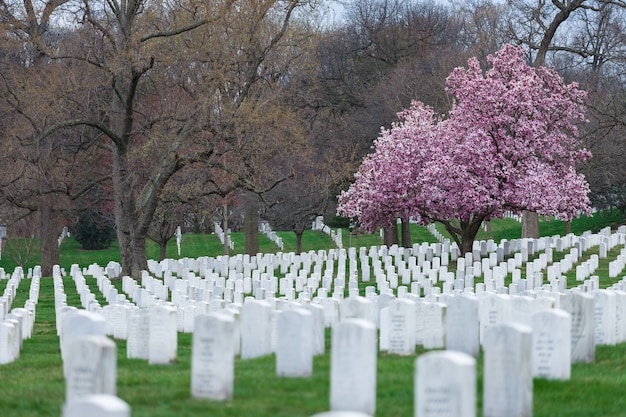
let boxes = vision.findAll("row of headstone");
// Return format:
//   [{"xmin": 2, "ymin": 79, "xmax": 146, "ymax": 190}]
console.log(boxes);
[
  {"xmin": 82, "ymin": 260, "xmax": 624, "ymax": 380},
  {"xmin": 62, "ymin": 236, "xmax": 624, "ymax": 366},
  {"xmin": 260, "ymin": 220, "xmax": 284, "ymax": 250},
  {"xmin": 136, "ymin": 228, "xmax": 625, "ymax": 308},
  {"xmin": 325, "ymin": 316, "xmax": 527, "ymax": 417},
  {"xmin": 328, "ymin": 310, "xmax": 582, "ymax": 416},
  {"xmin": 0, "ymin": 268, "xmax": 39, "ymax": 365},
  {"xmin": 214, "ymin": 221, "xmax": 234, "ymax": 250}
]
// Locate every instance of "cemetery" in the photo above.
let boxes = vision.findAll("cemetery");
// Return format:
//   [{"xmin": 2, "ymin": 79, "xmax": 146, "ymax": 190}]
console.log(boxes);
[
  {"xmin": 2, "ymin": 0, "xmax": 626, "ymax": 415},
  {"xmin": 1, "ymin": 219, "xmax": 626, "ymax": 417}
]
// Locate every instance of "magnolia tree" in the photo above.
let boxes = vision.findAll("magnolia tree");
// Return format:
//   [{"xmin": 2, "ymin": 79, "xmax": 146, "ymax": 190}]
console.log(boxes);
[{"xmin": 337, "ymin": 45, "xmax": 591, "ymax": 254}]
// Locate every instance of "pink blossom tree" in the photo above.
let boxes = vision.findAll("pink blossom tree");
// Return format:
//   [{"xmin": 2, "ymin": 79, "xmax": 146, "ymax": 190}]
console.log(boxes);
[{"xmin": 337, "ymin": 45, "xmax": 591, "ymax": 254}]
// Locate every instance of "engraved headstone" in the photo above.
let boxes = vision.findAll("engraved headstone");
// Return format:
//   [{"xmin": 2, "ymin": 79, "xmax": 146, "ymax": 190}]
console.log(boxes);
[
  {"xmin": 339, "ymin": 296, "xmax": 375, "ymax": 324},
  {"xmin": 415, "ymin": 350, "xmax": 476, "ymax": 417},
  {"xmin": 126, "ymin": 309, "xmax": 149, "ymax": 360},
  {"xmin": 560, "ymin": 292, "xmax": 595, "ymax": 363},
  {"xmin": 593, "ymin": 289, "xmax": 617, "ymax": 346},
  {"xmin": 240, "ymin": 299, "xmax": 273, "ymax": 359},
  {"xmin": 531, "ymin": 309, "xmax": 571, "ymax": 380},
  {"xmin": 419, "ymin": 302, "xmax": 446, "ymax": 349},
  {"xmin": 330, "ymin": 319, "xmax": 377, "ymax": 415},
  {"xmin": 445, "ymin": 294, "xmax": 479, "ymax": 357},
  {"xmin": 483, "ymin": 323, "xmax": 532, "ymax": 417},
  {"xmin": 191, "ymin": 313, "xmax": 235, "ymax": 400},
  {"xmin": 383, "ymin": 299, "xmax": 416, "ymax": 355},
  {"xmin": 64, "ymin": 336, "xmax": 116, "ymax": 404},
  {"xmin": 148, "ymin": 303, "xmax": 177, "ymax": 365},
  {"xmin": 276, "ymin": 308, "xmax": 314, "ymax": 377}
]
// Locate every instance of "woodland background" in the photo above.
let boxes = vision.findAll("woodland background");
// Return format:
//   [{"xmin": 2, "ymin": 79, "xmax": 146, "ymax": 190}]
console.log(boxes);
[{"xmin": 1, "ymin": 0, "xmax": 625, "ymax": 276}]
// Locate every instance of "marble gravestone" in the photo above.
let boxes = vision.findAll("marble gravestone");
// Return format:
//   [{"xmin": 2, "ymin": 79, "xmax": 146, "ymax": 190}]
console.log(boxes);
[
  {"xmin": 126, "ymin": 308, "xmax": 150, "ymax": 360},
  {"xmin": 191, "ymin": 313, "xmax": 236, "ymax": 400},
  {"xmin": 445, "ymin": 294, "xmax": 479, "ymax": 358},
  {"xmin": 339, "ymin": 296, "xmax": 374, "ymax": 324},
  {"xmin": 61, "ymin": 310, "xmax": 106, "ymax": 363},
  {"xmin": 64, "ymin": 336, "xmax": 116, "ymax": 404},
  {"xmin": 593, "ymin": 289, "xmax": 617, "ymax": 346},
  {"xmin": 63, "ymin": 394, "xmax": 130, "ymax": 417},
  {"xmin": 531, "ymin": 309, "xmax": 571, "ymax": 380},
  {"xmin": 0, "ymin": 320, "xmax": 16, "ymax": 364},
  {"xmin": 240, "ymin": 299, "xmax": 273, "ymax": 359},
  {"xmin": 483, "ymin": 323, "xmax": 532, "ymax": 417},
  {"xmin": 330, "ymin": 318, "xmax": 377, "ymax": 415},
  {"xmin": 384, "ymin": 298, "xmax": 416, "ymax": 355},
  {"xmin": 415, "ymin": 350, "xmax": 476, "ymax": 417},
  {"xmin": 560, "ymin": 292, "xmax": 595, "ymax": 363},
  {"xmin": 276, "ymin": 308, "xmax": 314, "ymax": 377},
  {"xmin": 305, "ymin": 303, "xmax": 326, "ymax": 355},
  {"xmin": 148, "ymin": 303, "xmax": 177, "ymax": 365},
  {"xmin": 420, "ymin": 302, "xmax": 446, "ymax": 349}
]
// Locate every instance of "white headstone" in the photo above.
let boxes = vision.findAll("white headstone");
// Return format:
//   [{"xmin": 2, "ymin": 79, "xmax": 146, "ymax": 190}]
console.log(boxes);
[
  {"xmin": 126, "ymin": 309, "xmax": 149, "ymax": 360},
  {"xmin": 240, "ymin": 299, "xmax": 273, "ymax": 359},
  {"xmin": 531, "ymin": 309, "xmax": 571, "ymax": 380},
  {"xmin": 330, "ymin": 319, "xmax": 377, "ymax": 415},
  {"xmin": 593, "ymin": 289, "xmax": 617, "ymax": 346},
  {"xmin": 63, "ymin": 394, "xmax": 130, "ymax": 417},
  {"xmin": 305, "ymin": 303, "xmax": 326, "ymax": 355},
  {"xmin": 276, "ymin": 308, "xmax": 314, "ymax": 377},
  {"xmin": 148, "ymin": 303, "xmax": 177, "ymax": 365},
  {"xmin": 383, "ymin": 299, "xmax": 416, "ymax": 355},
  {"xmin": 445, "ymin": 294, "xmax": 479, "ymax": 357},
  {"xmin": 0, "ymin": 321, "xmax": 16, "ymax": 364},
  {"xmin": 415, "ymin": 350, "xmax": 476, "ymax": 417},
  {"xmin": 191, "ymin": 313, "xmax": 236, "ymax": 400},
  {"xmin": 483, "ymin": 323, "xmax": 532, "ymax": 417},
  {"xmin": 339, "ymin": 296, "xmax": 374, "ymax": 324},
  {"xmin": 61, "ymin": 310, "xmax": 106, "ymax": 362},
  {"xmin": 419, "ymin": 302, "xmax": 446, "ymax": 349},
  {"xmin": 64, "ymin": 336, "xmax": 116, "ymax": 404},
  {"xmin": 560, "ymin": 292, "xmax": 595, "ymax": 363}
]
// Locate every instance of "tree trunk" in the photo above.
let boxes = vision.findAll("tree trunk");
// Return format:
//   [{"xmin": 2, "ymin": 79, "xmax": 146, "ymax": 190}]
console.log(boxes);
[
  {"xmin": 400, "ymin": 217, "xmax": 411, "ymax": 248},
  {"xmin": 131, "ymin": 235, "xmax": 148, "ymax": 275},
  {"xmin": 295, "ymin": 230, "xmax": 304, "ymax": 255},
  {"xmin": 159, "ymin": 241, "xmax": 167, "ymax": 261},
  {"xmin": 443, "ymin": 217, "xmax": 484, "ymax": 256},
  {"xmin": 521, "ymin": 210, "xmax": 540, "ymax": 239},
  {"xmin": 112, "ymin": 145, "xmax": 134, "ymax": 276},
  {"xmin": 383, "ymin": 224, "xmax": 399, "ymax": 247},
  {"xmin": 39, "ymin": 199, "xmax": 60, "ymax": 277},
  {"xmin": 565, "ymin": 220, "xmax": 572, "ymax": 235},
  {"xmin": 525, "ymin": 5, "xmax": 580, "ymax": 240},
  {"xmin": 244, "ymin": 196, "xmax": 259, "ymax": 255}
]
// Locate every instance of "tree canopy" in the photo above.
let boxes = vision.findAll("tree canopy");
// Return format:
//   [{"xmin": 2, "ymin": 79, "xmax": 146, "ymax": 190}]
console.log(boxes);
[{"xmin": 338, "ymin": 45, "xmax": 592, "ymax": 254}]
